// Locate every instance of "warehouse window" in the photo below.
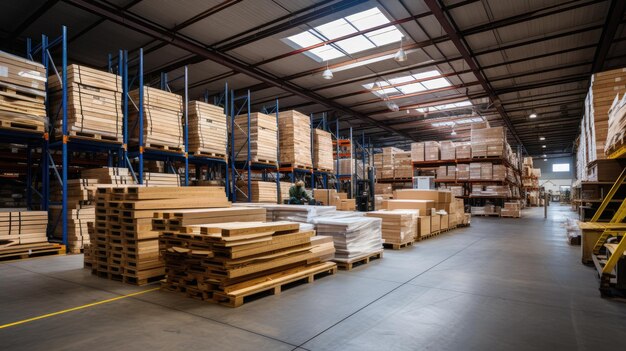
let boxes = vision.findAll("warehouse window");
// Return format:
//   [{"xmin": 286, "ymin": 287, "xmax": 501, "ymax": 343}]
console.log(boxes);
[
  {"xmin": 284, "ymin": 7, "xmax": 403, "ymax": 62},
  {"xmin": 417, "ymin": 100, "xmax": 473, "ymax": 113},
  {"xmin": 552, "ymin": 163, "xmax": 570, "ymax": 172},
  {"xmin": 362, "ymin": 70, "xmax": 451, "ymax": 98}
]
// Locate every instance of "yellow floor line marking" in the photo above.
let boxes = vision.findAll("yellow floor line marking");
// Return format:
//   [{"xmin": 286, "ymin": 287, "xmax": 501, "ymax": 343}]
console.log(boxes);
[{"xmin": 0, "ymin": 287, "xmax": 159, "ymax": 329}]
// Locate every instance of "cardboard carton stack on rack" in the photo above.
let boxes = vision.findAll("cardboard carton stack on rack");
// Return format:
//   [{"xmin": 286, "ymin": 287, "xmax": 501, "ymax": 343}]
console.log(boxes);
[
  {"xmin": 129, "ymin": 86, "xmax": 184, "ymax": 151},
  {"xmin": 0, "ymin": 51, "xmax": 47, "ymax": 132},
  {"xmin": 234, "ymin": 112, "xmax": 278, "ymax": 165},
  {"xmin": 49, "ymin": 64, "xmax": 122, "ymax": 142},
  {"xmin": 278, "ymin": 110, "xmax": 312, "ymax": 169},
  {"xmin": 501, "ymin": 202, "xmax": 522, "ymax": 218},
  {"xmin": 187, "ymin": 101, "xmax": 227, "ymax": 159},
  {"xmin": 394, "ymin": 151, "xmax": 413, "ymax": 179}
]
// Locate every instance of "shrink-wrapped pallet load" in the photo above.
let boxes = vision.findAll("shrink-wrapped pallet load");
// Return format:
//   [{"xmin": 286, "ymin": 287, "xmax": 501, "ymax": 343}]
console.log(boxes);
[
  {"xmin": 129, "ymin": 86, "xmax": 183, "ymax": 151},
  {"xmin": 49, "ymin": 64, "xmax": 122, "ymax": 141},
  {"xmin": 188, "ymin": 100, "xmax": 227, "ymax": 158},
  {"xmin": 278, "ymin": 110, "xmax": 312, "ymax": 168},
  {"xmin": 234, "ymin": 112, "xmax": 278, "ymax": 164}
]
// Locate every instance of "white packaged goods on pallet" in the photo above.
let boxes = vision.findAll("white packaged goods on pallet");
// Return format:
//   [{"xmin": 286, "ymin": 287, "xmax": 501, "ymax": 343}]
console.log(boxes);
[{"xmin": 313, "ymin": 216, "xmax": 383, "ymax": 260}]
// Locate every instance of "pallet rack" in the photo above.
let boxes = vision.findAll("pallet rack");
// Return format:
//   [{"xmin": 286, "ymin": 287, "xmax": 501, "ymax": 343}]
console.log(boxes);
[
  {"xmin": 332, "ymin": 120, "xmax": 373, "ymax": 199},
  {"xmin": 310, "ymin": 112, "xmax": 331, "ymax": 190}
]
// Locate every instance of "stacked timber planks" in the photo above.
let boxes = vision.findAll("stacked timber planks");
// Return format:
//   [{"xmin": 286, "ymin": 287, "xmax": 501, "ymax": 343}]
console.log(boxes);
[
  {"xmin": 0, "ymin": 210, "xmax": 48, "ymax": 245},
  {"xmin": 313, "ymin": 129, "xmax": 333, "ymax": 172},
  {"xmin": 237, "ymin": 181, "xmax": 279, "ymax": 203},
  {"xmin": 158, "ymin": 221, "xmax": 336, "ymax": 307},
  {"xmin": 49, "ymin": 64, "xmax": 122, "ymax": 142},
  {"xmin": 129, "ymin": 86, "xmax": 184, "ymax": 151},
  {"xmin": 0, "ymin": 51, "xmax": 47, "ymax": 132},
  {"xmin": 188, "ymin": 101, "xmax": 227, "ymax": 159},
  {"xmin": 143, "ymin": 172, "xmax": 181, "ymax": 187},
  {"xmin": 365, "ymin": 210, "xmax": 418, "ymax": 248},
  {"xmin": 153, "ymin": 207, "xmax": 267, "ymax": 232},
  {"xmin": 278, "ymin": 110, "xmax": 312, "ymax": 169},
  {"xmin": 91, "ymin": 186, "xmax": 230, "ymax": 285},
  {"xmin": 234, "ymin": 112, "xmax": 278, "ymax": 165}
]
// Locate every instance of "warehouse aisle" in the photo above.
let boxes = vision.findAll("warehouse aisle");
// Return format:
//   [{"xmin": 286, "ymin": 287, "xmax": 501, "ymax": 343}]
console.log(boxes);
[{"xmin": 1, "ymin": 205, "xmax": 626, "ymax": 351}]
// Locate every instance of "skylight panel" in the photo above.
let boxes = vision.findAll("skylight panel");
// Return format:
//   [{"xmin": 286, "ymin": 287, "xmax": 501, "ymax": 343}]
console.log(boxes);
[
  {"xmin": 309, "ymin": 45, "xmax": 345, "ymax": 61},
  {"xmin": 347, "ymin": 8, "xmax": 389, "ymax": 30},
  {"xmin": 412, "ymin": 70, "xmax": 440, "ymax": 80},
  {"xmin": 421, "ymin": 78, "xmax": 451, "ymax": 90},
  {"xmin": 336, "ymin": 36, "xmax": 376, "ymax": 53},
  {"xmin": 287, "ymin": 31, "xmax": 323, "ymax": 48},
  {"xmin": 315, "ymin": 18, "xmax": 357, "ymax": 40},
  {"xmin": 398, "ymin": 83, "xmax": 426, "ymax": 94},
  {"xmin": 432, "ymin": 121, "xmax": 455, "ymax": 127},
  {"xmin": 388, "ymin": 76, "xmax": 415, "ymax": 84},
  {"xmin": 416, "ymin": 100, "xmax": 473, "ymax": 113},
  {"xmin": 366, "ymin": 27, "xmax": 403, "ymax": 46}
]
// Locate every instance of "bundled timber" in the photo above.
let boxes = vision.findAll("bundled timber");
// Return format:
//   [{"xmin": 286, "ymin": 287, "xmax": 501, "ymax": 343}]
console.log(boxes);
[
  {"xmin": 188, "ymin": 101, "xmax": 227, "ymax": 159},
  {"xmin": 237, "ymin": 181, "xmax": 279, "ymax": 203},
  {"xmin": 0, "ymin": 210, "xmax": 48, "ymax": 245},
  {"xmin": 49, "ymin": 64, "xmax": 122, "ymax": 142},
  {"xmin": 91, "ymin": 186, "xmax": 229, "ymax": 285},
  {"xmin": 158, "ymin": 221, "xmax": 336, "ymax": 307},
  {"xmin": 313, "ymin": 129, "xmax": 333, "ymax": 171},
  {"xmin": 365, "ymin": 210, "xmax": 418, "ymax": 247},
  {"xmin": 143, "ymin": 172, "xmax": 180, "ymax": 187},
  {"xmin": 278, "ymin": 110, "xmax": 312, "ymax": 168},
  {"xmin": 0, "ymin": 51, "xmax": 47, "ymax": 132},
  {"xmin": 129, "ymin": 86, "xmax": 183, "ymax": 151},
  {"xmin": 234, "ymin": 112, "xmax": 277, "ymax": 164}
]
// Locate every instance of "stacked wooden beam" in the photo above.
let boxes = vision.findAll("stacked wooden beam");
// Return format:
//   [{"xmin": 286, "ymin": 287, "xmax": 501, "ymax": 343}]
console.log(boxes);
[
  {"xmin": 129, "ymin": 86, "xmax": 183, "ymax": 151},
  {"xmin": 91, "ymin": 186, "xmax": 230, "ymax": 285},
  {"xmin": 278, "ymin": 110, "xmax": 312, "ymax": 168},
  {"xmin": 158, "ymin": 221, "xmax": 336, "ymax": 307},
  {"xmin": 365, "ymin": 210, "xmax": 418, "ymax": 247},
  {"xmin": 188, "ymin": 101, "xmax": 227, "ymax": 159},
  {"xmin": 237, "ymin": 181, "xmax": 279, "ymax": 203},
  {"xmin": 49, "ymin": 64, "xmax": 122, "ymax": 142},
  {"xmin": 0, "ymin": 51, "xmax": 47, "ymax": 132},
  {"xmin": 143, "ymin": 172, "xmax": 180, "ymax": 187},
  {"xmin": 313, "ymin": 129, "xmax": 333, "ymax": 171},
  {"xmin": 234, "ymin": 112, "xmax": 277, "ymax": 164},
  {"xmin": 0, "ymin": 210, "xmax": 48, "ymax": 245}
]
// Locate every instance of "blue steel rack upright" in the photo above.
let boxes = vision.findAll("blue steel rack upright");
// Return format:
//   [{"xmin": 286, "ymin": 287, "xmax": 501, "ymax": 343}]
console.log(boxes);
[
  {"xmin": 28, "ymin": 26, "xmax": 125, "ymax": 248},
  {"xmin": 230, "ymin": 92, "xmax": 280, "ymax": 203}
]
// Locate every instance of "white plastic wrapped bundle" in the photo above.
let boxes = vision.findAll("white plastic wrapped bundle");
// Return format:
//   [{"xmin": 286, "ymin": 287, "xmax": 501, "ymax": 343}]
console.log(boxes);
[{"xmin": 313, "ymin": 216, "xmax": 383, "ymax": 259}]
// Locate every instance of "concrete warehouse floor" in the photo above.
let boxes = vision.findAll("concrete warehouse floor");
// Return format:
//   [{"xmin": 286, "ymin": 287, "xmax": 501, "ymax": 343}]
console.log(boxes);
[{"xmin": 1, "ymin": 205, "xmax": 626, "ymax": 350}]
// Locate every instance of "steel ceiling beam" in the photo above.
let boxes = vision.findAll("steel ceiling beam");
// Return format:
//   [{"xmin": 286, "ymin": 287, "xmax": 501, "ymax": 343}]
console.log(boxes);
[
  {"xmin": 63, "ymin": 0, "xmax": 415, "ymax": 140},
  {"xmin": 591, "ymin": 0, "xmax": 626, "ymax": 72},
  {"xmin": 7, "ymin": 0, "xmax": 60, "ymax": 41}
]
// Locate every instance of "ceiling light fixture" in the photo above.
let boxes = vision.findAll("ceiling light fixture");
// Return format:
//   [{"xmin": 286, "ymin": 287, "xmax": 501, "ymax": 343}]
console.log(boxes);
[
  {"xmin": 542, "ymin": 145, "xmax": 546, "ymax": 148},
  {"xmin": 393, "ymin": 38, "xmax": 407, "ymax": 62},
  {"xmin": 539, "ymin": 136, "xmax": 545, "ymax": 141},
  {"xmin": 542, "ymin": 154, "xmax": 547, "ymax": 157},
  {"xmin": 529, "ymin": 111, "xmax": 538, "ymax": 119},
  {"xmin": 322, "ymin": 61, "xmax": 333, "ymax": 80},
  {"xmin": 544, "ymin": 158, "xmax": 548, "ymax": 161},
  {"xmin": 386, "ymin": 101, "xmax": 399, "ymax": 112},
  {"xmin": 451, "ymin": 130, "xmax": 457, "ymax": 136}
]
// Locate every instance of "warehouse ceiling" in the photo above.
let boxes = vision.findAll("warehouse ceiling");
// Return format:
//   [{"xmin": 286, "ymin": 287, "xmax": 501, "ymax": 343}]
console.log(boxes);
[{"xmin": 1, "ymin": 0, "xmax": 625, "ymax": 158}]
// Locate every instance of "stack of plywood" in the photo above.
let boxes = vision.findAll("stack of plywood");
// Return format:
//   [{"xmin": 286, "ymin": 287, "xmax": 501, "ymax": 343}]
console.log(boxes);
[
  {"xmin": 158, "ymin": 221, "xmax": 336, "ymax": 307},
  {"xmin": 0, "ymin": 51, "xmax": 47, "ymax": 132},
  {"xmin": 393, "ymin": 151, "xmax": 412, "ymax": 178},
  {"xmin": 237, "ymin": 181, "xmax": 278, "ymax": 203},
  {"xmin": 143, "ymin": 172, "xmax": 180, "ymax": 187},
  {"xmin": 0, "ymin": 210, "xmax": 48, "ymax": 245},
  {"xmin": 365, "ymin": 210, "xmax": 417, "ymax": 247},
  {"xmin": 129, "ymin": 86, "xmax": 183, "ymax": 151},
  {"xmin": 188, "ymin": 100, "xmax": 227, "ymax": 159},
  {"xmin": 234, "ymin": 112, "xmax": 278, "ymax": 164},
  {"xmin": 152, "ymin": 207, "xmax": 267, "ymax": 232},
  {"xmin": 49, "ymin": 64, "xmax": 122, "ymax": 142},
  {"xmin": 314, "ymin": 215, "xmax": 383, "ymax": 260},
  {"xmin": 471, "ymin": 124, "xmax": 505, "ymax": 158},
  {"xmin": 91, "ymin": 186, "xmax": 230, "ymax": 285},
  {"xmin": 313, "ymin": 129, "xmax": 333, "ymax": 171},
  {"xmin": 278, "ymin": 110, "xmax": 312, "ymax": 168}
]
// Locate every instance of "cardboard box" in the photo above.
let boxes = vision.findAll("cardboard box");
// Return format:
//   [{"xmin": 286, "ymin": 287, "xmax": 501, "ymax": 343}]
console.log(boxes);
[
  {"xmin": 393, "ymin": 189, "xmax": 439, "ymax": 201},
  {"xmin": 440, "ymin": 141, "xmax": 455, "ymax": 160},
  {"xmin": 418, "ymin": 216, "xmax": 431, "ymax": 239},
  {"xmin": 383, "ymin": 200, "xmax": 434, "ymax": 213},
  {"xmin": 424, "ymin": 141, "xmax": 440, "ymax": 161},
  {"xmin": 313, "ymin": 189, "xmax": 339, "ymax": 206},
  {"xmin": 411, "ymin": 142, "xmax": 425, "ymax": 162},
  {"xmin": 431, "ymin": 215, "xmax": 441, "ymax": 232},
  {"xmin": 440, "ymin": 214, "xmax": 449, "ymax": 230}
]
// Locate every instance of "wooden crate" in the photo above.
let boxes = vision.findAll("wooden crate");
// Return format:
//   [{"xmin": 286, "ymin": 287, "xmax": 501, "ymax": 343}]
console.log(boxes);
[
  {"xmin": 188, "ymin": 100, "xmax": 227, "ymax": 159},
  {"xmin": 49, "ymin": 64, "xmax": 122, "ymax": 141},
  {"xmin": 278, "ymin": 110, "xmax": 312, "ymax": 168},
  {"xmin": 0, "ymin": 51, "xmax": 47, "ymax": 132},
  {"xmin": 313, "ymin": 129, "xmax": 333, "ymax": 171},
  {"xmin": 129, "ymin": 86, "xmax": 183, "ymax": 151},
  {"xmin": 234, "ymin": 112, "xmax": 277, "ymax": 164}
]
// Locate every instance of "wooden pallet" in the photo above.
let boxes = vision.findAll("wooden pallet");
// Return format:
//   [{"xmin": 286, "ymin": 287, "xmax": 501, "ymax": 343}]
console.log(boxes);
[
  {"xmin": 383, "ymin": 240, "xmax": 414, "ymax": 250},
  {"xmin": 280, "ymin": 163, "xmax": 313, "ymax": 170},
  {"xmin": 0, "ymin": 118, "xmax": 44, "ymax": 132},
  {"xmin": 0, "ymin": 243, "xmax": 65, "ymax": 261},
  {"xmin": 471, "ymin": 213, "xmax": 501, "ymax": 217},
  {"xmin": 334, "ymin": 250, "xmax": 383, "ymax": 270},
  {"xmin": 314, "ymin": 167, "xmax": 333, "ymax": 173},
  {"xmin": 190, "ymin": 151, "xmax": 227, "ymax": 160},
  {"xmin": 123, "ymin": 274, "xmax": 165, "ymax": 286},
  {"xmin": 211, "ymin": 262, "xmax": 337, "ymax": 307},
  {"xmin": 0, "ymin": 85, "xmax": 45, "ymax": 103},
  {"xmin": 421, "ymin": 231, "xmax": 441, "ymax": 240},
  {"xmin": 250, "ymin": 159, "xmax": 278, "ymax": 166},
  {"xmin": 144, "ymin": 143, "xmax": 184, "ymax": 152},
  {"xmin": 67, "ymin": 130, "xmax": 122, "ymax": 143}
]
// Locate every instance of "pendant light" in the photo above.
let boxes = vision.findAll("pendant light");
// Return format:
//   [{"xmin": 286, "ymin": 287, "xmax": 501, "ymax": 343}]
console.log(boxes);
[
  {"xmin": 394, "ymin": 38, "xmax": 407, "ymax": 62},
  {"xmin": 322, "ymin": 61, "xmax": 333, "ymax": 80}
]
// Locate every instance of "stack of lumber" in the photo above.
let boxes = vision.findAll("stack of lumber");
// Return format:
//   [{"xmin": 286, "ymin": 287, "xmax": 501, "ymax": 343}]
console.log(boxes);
[
  {"xmin": 234, "ymin": 112, "xmax": 277, "ymax": 164},
  {"xmin": 0, "ymin": 210, "xmax": 48, "ymax": 245},
  {"xmin": 153, "ymin": 207, "xmax": 267, "ymax": 232},
  {"xmin": 0, "ymin": 51, "xmax": 47, "ymax": 132},
  {"xmin": 51, "ymin": 167, "xmax": 135, "ymax": 252},
  {"xmin": 143, "ymin": 172, "xmax": 180, "ymax": 187},
  {"xmin": 237, "ymin": 181, "xmax": 278, "ymax": 203},
  {"xmin": 313, "ymin": 129, "xmax": 333, "ymax": 171},
  {"xmin": 471, "ymin": 124, "xmax": 505, "ymax": 158},
  {"xmin": 278, "ymin": 110, "xmax": 312, "ymax": 168},
  {"xmin": 365, "ymin": 210, "xmax": 417, "ymax": 247},
  {"xmin": 188, "ymin": 101, "xmax": 227, "ymax": 159},
  {"xmin": 129, "ymin": 86, "xmax": 183, "ymax": 151},
  {"xmin": 158, "ymin": 221, "xmax": 336, "ymax": 307},
  {"xmin": 605, "ymin": 92, "xmax": 626, "ymax": 156},
  {"xmin": 91, "ymin": 186, "xmax": 230, "ymax": 285},
  {"xmin": 49, "ymin": 64, "xmax": 122, "ymax": 142},
  {"xmin": 314, "ymin": 215, "xmax": 383, "ymax": 260}
]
